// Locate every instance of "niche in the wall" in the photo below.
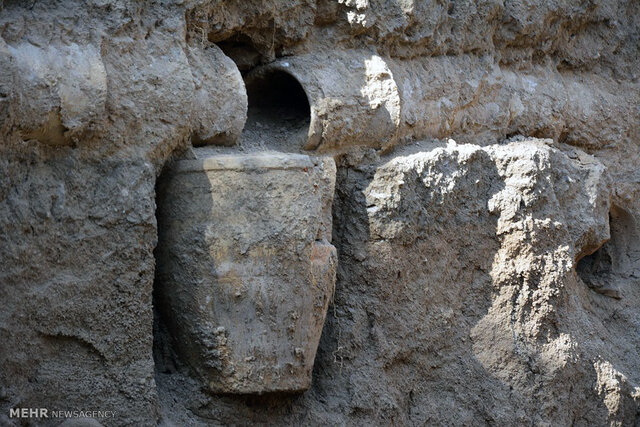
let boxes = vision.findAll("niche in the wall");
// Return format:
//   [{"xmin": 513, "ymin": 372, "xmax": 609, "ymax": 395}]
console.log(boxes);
[
  {"xmin": 242, "ymin": 69, "xmax": 311, "ymax": 151},
  {"xmin": 577, "ymin": 205, "xmax": 640, "ymax": 299}
]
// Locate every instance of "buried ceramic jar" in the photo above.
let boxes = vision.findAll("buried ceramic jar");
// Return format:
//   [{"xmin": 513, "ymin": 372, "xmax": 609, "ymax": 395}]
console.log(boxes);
[{"xmin": 155, "ymin": 150, "xmax": 337, "ymax": 394}]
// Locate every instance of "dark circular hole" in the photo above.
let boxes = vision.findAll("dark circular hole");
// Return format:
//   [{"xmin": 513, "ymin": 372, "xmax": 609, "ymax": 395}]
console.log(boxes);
[
  {"xmin": 246, "ymin": 70, "xmax": 310, "ymax": 125},
  {"xmin": 243, "ymin": 70, "xmax": 310, "ymax": 151}
]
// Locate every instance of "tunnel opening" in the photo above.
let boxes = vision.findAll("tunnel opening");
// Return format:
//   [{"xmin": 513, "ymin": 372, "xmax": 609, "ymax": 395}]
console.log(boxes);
[
  {"xmin": 577, "ymin": 240, "xmax": 617, "ymax": 299},
  {"xmin": 577, "ymin": 205, "xmax": 640, "ymax": 300},
  {"xmin": 242, "ymin": 69, "xmax": 311, "ymax": 151}
]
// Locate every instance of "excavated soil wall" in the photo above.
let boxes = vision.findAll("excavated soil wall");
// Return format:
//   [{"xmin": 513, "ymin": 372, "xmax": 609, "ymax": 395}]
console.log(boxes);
[{"xmin": 0, "ymin": 1, "xmax": 639, "ymax": 425}]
